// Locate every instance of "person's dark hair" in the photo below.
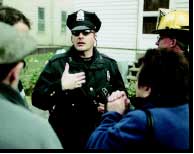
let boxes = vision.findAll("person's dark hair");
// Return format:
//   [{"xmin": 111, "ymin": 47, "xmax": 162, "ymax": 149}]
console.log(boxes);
[
  {"xmin": 0, "ymin": 6, "xmax": 30, "ymax": 29},
  {"xmin": 137, "ymin": 48, "xmax": 189, "ymax": 106}
]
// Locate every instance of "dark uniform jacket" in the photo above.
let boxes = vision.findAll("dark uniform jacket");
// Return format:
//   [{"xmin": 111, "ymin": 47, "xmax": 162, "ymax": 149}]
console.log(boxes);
[
  {"xmin": 0, "ymin": 83, "xmax": 62, "ymax": 149},
  {"xmin": 32, "ymin": 46, "xmax": 126, "ymax": 151}
]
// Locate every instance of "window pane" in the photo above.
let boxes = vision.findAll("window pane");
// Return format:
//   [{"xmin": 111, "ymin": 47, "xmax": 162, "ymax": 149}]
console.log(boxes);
[
  {"xmin": 38, "ymin": 7, "xmax": 44, "ymax": 20},
  {"xmin": 61, "ymin": 11, "xmax": 66, "ymax": 32},
  {"xmin": 38, "ymin": 7, "xmax": 45, "ymax": 32},
  {"xmin": 144, "ymin": 0, "xmax": 169, "ymax": 11},
  {"xmin": 143, "ymin": 17, "xmax": 157, "ymax": 34}
]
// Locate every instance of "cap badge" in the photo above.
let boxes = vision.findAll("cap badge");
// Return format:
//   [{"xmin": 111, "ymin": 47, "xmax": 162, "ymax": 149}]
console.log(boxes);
[{"xmin": 76, "ymin": 10, "xmax": 84, "ymax": 21}]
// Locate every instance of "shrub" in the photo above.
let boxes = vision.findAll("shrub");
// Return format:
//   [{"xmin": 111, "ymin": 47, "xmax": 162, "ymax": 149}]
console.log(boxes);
[
  {"xmin": 127, "ymin": 80, "xmax": 136, "ymax": 98},
  {"xmin": 20, "ymin": 52, "xmax": 54, "ymax": 96}
]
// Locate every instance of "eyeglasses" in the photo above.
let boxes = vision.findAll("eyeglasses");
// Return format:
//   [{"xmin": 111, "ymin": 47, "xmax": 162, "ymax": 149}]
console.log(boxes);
[{"xmin": 71, "ymin": 29, "xmax": 94, "ymax": 36}]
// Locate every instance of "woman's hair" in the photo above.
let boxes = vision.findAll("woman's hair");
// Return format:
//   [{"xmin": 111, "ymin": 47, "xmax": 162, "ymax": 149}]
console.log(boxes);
[
  {"xmin": 137, "ymin": 48, "xmax": 189, "ymax": 106},
  {"xmin": 0, "ymin": 6, "xmax": 30, "ymax": 29}
]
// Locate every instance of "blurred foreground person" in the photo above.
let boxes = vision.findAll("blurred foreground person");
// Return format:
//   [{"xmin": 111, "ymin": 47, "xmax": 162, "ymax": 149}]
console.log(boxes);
[
  {"xmin": 86, "ymin": 48, "xmax": 189, "ymax": 152},
  {"xmin": 0, "ymin": 6, "xmax": 31, "ymax": 98},
  {"xmin": 0, "ymin": 22, "xmax": 62, "ymax": 149}
]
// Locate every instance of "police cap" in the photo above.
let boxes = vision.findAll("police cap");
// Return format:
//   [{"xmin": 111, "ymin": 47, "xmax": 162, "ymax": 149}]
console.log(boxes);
[
  {"xmin": 67, "ymin": 9, "xmax": 101, "ymax": 32},
  {"xmin": 0, "ymin": 22, "xmax": 36, "ymax": 64}
]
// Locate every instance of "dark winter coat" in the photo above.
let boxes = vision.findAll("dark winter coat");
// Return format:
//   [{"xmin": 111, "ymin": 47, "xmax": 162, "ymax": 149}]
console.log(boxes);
[
  {"xmin": 32, "ymin": 46, "xmax": 126, "ymax": 151},
  {"xmin": 0, "ymin": 83, "xmax": 62, "ymax": 149}
]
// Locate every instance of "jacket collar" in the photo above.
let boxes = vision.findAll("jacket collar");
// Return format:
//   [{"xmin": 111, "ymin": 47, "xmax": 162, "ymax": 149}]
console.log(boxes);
[
  {"xmin": 131, "ymin": 96, "xmax": 188, "ymax": 109},
  {"xmin": 0, "ymin": 83, "xmax": 28, "ymax": 109},
  {"xmin": 67, "ymin": 46, "xmax": 104, "ymax": 66}
]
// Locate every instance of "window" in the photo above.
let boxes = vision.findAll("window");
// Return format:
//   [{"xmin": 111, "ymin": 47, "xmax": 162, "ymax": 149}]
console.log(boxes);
[
  {"xmin": 143, "ymin": 17, "xmax": 157, "ymax": 34},
  {"xmin": 38, "ymin": 7, "xmax": 45, "ymax": 32},
  {"xmin": 144, "ymin": 0, "xmax": 169, "ymax": 11},
  {"xmin": 0, "ymin": 0, "xmax": 3, "ymax": 6},
  {"xmin": 61, "ymin": 11, "xmax": 67, "ymax": 33},
  {"xmin": 142, "ymin": 0, "xmax": 169, "ymax": 34}
]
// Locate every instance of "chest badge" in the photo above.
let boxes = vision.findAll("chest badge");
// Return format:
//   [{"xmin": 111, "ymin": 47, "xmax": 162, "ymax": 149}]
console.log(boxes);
[{"xmin": 107, "ymin": 70, "xmax": 110, "ymax": 82}]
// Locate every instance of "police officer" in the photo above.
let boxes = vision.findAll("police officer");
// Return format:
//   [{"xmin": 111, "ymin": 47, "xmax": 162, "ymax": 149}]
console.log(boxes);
[
  {"xmin": 0, "ymin": 22, "xmax": 62, "ymax": 149},
  {"xmin": 153, "ymin": 9, "xmax": 189, "ymax": 60},
  {"xmin": 32, "ymin": 9, "xmax": 126, "ymax": 151}
]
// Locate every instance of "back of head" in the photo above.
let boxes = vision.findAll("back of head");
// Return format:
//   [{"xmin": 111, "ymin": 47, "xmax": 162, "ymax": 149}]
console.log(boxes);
[
  {"xmin": 0, "ymin": 6, "xmax": 30, "ymax": 29},
  {"xmin": 138, "ymin": 48, "xmax": 189, "ymax": 106},
  {"xmin": 153, "ymin": 9, "xmax": 189, "ymax": 51},
  {"xmin": 66, "ymin": 9, "xmax": 101, "ymax": 32},
  {"xmin": 0, "ymin": 22, "xmax": 36, "ymax": 81}
]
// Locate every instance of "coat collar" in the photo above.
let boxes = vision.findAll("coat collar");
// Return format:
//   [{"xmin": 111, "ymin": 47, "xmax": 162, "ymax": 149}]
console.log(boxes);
[
  {"xmin": 66, "ymin": 46, "xmax": 105, "ymax": 67},
  {"xmin": 0, "ymin": 83, "xmax": 28, "ymax": 109}
]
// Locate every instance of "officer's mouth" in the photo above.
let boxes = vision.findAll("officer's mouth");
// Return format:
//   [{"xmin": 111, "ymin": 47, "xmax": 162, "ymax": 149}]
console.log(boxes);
[{"xmin": 77, "ymin": 42, "xmax": 85, "ymax": 46}]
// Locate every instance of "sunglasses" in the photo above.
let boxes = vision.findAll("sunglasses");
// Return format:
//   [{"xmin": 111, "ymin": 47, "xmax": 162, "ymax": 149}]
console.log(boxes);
[{"xmin": 71, "ymin": 29, "xmax": 94, "ymax": 36}]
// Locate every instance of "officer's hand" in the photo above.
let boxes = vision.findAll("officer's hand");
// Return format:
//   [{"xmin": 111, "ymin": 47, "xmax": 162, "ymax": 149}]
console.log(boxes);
[
  {"xmin": 107, "ymin": 90, "xmax": 130, "ymax": 115},
  {"xmin": 61, "ymin": 63, "xmax": 86, "ymax": 90}
]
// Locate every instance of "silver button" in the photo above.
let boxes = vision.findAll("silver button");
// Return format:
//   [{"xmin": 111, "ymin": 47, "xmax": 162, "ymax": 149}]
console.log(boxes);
[
  {"xmin": 72, "ymin": 104, "xmax": 75, "ymax": 106},
  {"xmin": 93, "ymin": 100, "xmax": 98, "ymax": 105},
  {"xmin": 50, "ymin": 91, "xmax": 55, "ymax": 96},
  {"xmin": 90, "ymin": 87, "xmax": 93, "ymax": 91}
]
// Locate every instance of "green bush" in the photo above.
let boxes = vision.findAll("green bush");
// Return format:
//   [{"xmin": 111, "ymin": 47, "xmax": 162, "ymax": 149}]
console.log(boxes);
[
  {"xmin": 127, "ymin": 80, "xmax": 136, "ymax": 98},
  {"xmin": 20, "ymin": 52, "xmax": 54, "ymax": 96}
]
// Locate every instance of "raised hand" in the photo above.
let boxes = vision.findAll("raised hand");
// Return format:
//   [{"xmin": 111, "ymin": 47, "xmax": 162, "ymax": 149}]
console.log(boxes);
[
  {"xmin": 107, "ymin": 90, "xmax": 130, "ymax": 115},
  {"xmin": 61, "ymin": 63, "xmax": 86, "ymax": 90}
]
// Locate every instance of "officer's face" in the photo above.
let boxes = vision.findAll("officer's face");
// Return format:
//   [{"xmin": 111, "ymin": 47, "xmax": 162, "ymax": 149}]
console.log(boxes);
[{"xmin": 71, "ymin": 29, "xmax": 96, "ymax": 52}]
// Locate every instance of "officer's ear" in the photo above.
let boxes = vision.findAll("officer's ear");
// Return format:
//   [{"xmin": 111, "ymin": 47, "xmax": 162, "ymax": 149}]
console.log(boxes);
[
  {"xmin": 93, "ymin": 33, "xmax": 97, "ymax": 47},
  {"xmin": 94, "ymin": 33, "xmax": 97, "ymax": 40},
  {"xmin": 170, "ymin": 38, "xmax": 177, "ymax": 47}
]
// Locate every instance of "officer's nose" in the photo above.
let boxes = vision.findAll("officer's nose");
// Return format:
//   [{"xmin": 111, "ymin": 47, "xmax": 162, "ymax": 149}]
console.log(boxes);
[{"xmin": 78, "ymin": 32, "xmax": 84, "ymax": 37}]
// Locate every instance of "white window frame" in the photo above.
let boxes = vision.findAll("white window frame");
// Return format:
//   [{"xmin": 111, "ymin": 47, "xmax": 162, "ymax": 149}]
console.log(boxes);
[{"xmin": 137, "ymin": 0, "xmax": 171, "ymax": 50}]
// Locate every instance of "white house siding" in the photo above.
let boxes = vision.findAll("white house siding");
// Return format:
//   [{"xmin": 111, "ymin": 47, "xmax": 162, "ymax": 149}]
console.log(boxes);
[
  {"xmin": 2, "ymin": 0, "xmax": 189, "ymax": 57},
  {"xmin": 3, "ymin": 0, "xmax": 73, "ymax": 48},
  {"xmin": 3, "ymin": 0, "xmax": 52, "ymax": 46},
  {"xmin": 50, "ymin": 0, "xmax": 73, "ymax": 46},
  {"xmin": 172, "ymin": 0, "xmax": 189, "ymax": 10}
]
